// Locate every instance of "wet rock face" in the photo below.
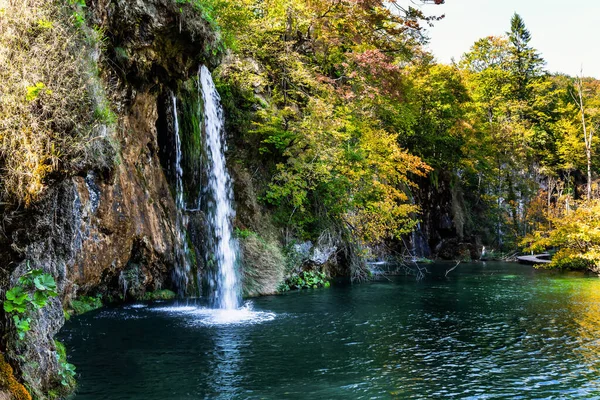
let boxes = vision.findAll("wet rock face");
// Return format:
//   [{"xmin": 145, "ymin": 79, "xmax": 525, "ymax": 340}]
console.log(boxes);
[
  {"xmin": 90, "ymin": 0, "xmax": 221, "ymax": 86},
  {"xmin": 68, "ymin": 92, "xmax": 177, "ymax": 296},
  {"xmin": 0, "ymin": 0, "xmax": 222, "ymax": 395},
  {"xmin": 3, "ymin": 92, "xmax": 177, "ymax": 398}
]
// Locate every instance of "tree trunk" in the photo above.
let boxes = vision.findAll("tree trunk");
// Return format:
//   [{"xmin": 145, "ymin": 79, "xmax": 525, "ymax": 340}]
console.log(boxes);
[
  {"xmin": 575, "ymin": 73, "xmax": 593, "ymax": 201},
  {"xmin": 587, "ymin": 147, "xmax": 592, "ymax": 200}
]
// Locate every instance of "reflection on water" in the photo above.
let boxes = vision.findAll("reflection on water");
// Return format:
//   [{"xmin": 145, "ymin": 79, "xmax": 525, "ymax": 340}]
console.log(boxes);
[
  {"xmin": 207, "ymin": 327, "xmax": 242, "ymax": 398},
  {"xmin": 571, "ymin": 279, "xmax": 600, "ymax": 382},
  {"xmin": 59, "ymin": 263, "xmax": 600, "ymax": 399}
]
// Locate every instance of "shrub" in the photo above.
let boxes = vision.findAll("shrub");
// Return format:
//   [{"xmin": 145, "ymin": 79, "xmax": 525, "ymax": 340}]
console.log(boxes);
[
  {"xmin": 53, "ymin": 341, "xmax": 76, "ymax": 388},
  {"xmin": 523, "ymin": 200, "xmax": 600, "ymax": 272},
  {"xmin": 142, "ymin": 289, "xmax": 177, "ymax": 300},
  {"xmin": 279, "ymin": 270, "xmax": 330, "ymax": 292},
  {"xmin": 239, "ymin": 232, "xmax": 286, "ymax": 296},
  {"xmin": 69, "ymin": 295, "xmax": 102, "ymax": 315}
]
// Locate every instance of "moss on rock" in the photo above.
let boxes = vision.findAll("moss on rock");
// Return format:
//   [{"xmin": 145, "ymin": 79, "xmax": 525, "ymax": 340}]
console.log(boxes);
[
  {"xmin": 143, "ymin": 289, "xmax": 177, "ymax": 301},
  {"xmin": 0, "ymin": 353, "xmax": 32, "ymax": 400},
  {"xmin": 68, "ymin": 295, "xmax": 103, "ymax": 316}
]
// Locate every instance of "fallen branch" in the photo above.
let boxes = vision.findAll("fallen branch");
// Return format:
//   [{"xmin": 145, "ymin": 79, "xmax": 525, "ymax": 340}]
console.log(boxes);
[{"xmin": 445, "ymin": 261, "xmax": 461, "ymax": 278}]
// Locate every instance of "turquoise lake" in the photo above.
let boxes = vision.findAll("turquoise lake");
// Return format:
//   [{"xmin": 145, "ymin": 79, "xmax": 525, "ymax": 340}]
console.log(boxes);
[{"xmin": 59, "ymin": 262, "xmax": 600, "ymax": 399}]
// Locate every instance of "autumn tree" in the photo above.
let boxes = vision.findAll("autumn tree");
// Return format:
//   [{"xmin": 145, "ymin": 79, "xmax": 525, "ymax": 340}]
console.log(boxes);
[{"xmin": 211, "ymin": 0, "xmax": 443, "ymax": 264}]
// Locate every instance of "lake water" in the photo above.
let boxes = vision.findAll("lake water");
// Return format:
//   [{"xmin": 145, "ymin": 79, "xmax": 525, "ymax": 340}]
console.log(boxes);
[{"xmin": 59, "ymin": 262, "xmax": 600, "ymax": 399}]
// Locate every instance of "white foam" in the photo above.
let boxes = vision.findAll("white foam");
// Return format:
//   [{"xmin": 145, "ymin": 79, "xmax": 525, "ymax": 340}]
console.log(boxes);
[
  {"xmin": 150, "ymin": 302, "xmax": 275, "ymax": 326},
  {"xmin": 152, "ymin": 306, "xmax": 197, "ymax": 313},
  {"xmin": 125, "ymin": 304, "xmax": 148, "ymax": 309}
]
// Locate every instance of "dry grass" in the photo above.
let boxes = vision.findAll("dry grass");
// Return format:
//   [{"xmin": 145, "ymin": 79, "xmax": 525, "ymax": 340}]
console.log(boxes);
[
  {"xmin": 240, "ymin": 233, "xmax": 286, "ymax": 296},
  {"xmin": 0, "ymin": 0, "xmax": 114, "ymax": 205}
]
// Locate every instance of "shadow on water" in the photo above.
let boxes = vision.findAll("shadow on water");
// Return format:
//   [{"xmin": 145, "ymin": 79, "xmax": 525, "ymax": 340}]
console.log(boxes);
[{"xmin": 59, "ymin": 262, "xmax": 600, "ymax": 399}]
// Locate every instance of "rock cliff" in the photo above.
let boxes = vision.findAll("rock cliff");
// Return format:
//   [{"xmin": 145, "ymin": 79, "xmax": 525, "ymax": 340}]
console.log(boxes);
[{"xmin": 0, "ymin": 0, "xmax": 220, "ymax": 397}]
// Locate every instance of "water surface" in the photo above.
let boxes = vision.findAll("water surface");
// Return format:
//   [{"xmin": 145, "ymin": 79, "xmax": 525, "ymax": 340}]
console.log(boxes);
[{"xmin": 59, "ymin": 262, "xmax": 600, "ymax": 399}]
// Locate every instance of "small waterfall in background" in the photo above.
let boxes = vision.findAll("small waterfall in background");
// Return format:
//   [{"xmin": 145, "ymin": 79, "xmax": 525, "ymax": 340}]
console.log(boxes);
[
  {"xmin": 200, "ymin": 65, "xmax": 241, "ymax": 310},
  {"xmin": 172, "ymin": 94, "xmax": 191, "ymax": 294},
  {"xmin": 411, "ymin": 222, "xmax": 430, "ymax": 261}
]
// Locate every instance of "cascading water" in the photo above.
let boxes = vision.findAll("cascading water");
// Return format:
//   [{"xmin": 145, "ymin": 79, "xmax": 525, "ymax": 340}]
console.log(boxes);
[
  {"xmin": 172, "ymin": 94, "xmax": 191, "ymax": 294},
  {"xmin": 200, "ymin": 65, "xmax": 241, "ymax": 310},
  {"xmin": 411, "ymin": 222, "xmax": 430, "ymax": 260}
]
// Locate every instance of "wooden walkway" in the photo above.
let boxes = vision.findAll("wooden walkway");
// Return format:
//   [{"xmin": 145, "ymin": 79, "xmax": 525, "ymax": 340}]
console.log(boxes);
[{"xmin": 517, "ymin": 254, "xmax": 552, "ymax": 265}]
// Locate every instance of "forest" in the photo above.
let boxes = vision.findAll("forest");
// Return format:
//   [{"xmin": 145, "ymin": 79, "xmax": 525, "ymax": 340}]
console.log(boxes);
[{"xmin": 202, "ymin": 0, "xmax": 600, "ymax": 273}]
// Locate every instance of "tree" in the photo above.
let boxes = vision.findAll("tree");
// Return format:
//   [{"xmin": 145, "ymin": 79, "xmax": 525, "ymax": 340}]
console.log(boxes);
[
  {"xmin": 215, "ymin": 0, "xmax": 442, "ymax": 248},
  {"xmin": 459, "ymin": 36, "xmax": 510, "ymax": 73},
  {"xmin": 523, "ymin": 200, "xmax": 600, "ymax": 273},
  {"xmin": 507, "ymin": 13, "xmax": 545, "ymax": 101},
  {"xmin": 572, "ymin": 72, "xmax": 595, "ymax": 201}
]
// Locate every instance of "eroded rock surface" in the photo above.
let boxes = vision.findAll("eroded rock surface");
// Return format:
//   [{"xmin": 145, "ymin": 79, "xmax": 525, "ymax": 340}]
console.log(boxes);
[{"xmin": 0, "ymin": 1, "xmax": 222, "ymax": 397}]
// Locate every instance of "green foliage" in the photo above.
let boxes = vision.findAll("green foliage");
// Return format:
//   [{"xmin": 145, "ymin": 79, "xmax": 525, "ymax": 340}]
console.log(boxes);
[
  {"xmin": 234, "ymin": 227, "xmax": 254, "ymax": 239},
  {"xmin": 453, "ymin": 13, "xmax": 585, "ymax": 250},
  {"xmin": 4, "ymin": 287, "xmax": 28, "ymax": 314},
  {"xmin": 69, "ymin": 295, "xmax": 102, "ymax": 315},
  {"xmin": 279, "ymin": 271, "xmax": 330, "ymax": 292},
  {"xmin": 93, "ymin": 102, "xmax": 117, "ymax": 125},
  {"xmin": 12, "ymin": 316, "xmax": 31, "ymax": 341},
  {"xmin": 54, "ymin": 341, "xmax": 76, "ymax": 387},
  {"xmin": 68, "ymin": 0, "xmax": 87, "ymax": 28},
  {"xmin": 25, "ymin": 82, "xmax": 52, "ymax": 102},
  {"xmin": 142, "ymin": 290, "xmax": 177, "ymax": 301},
  {"xmin": 402, "ymin": 64, "xmax": 469, "ymax": 170},
  {"xmin": 3, "ymin": 268, "xmax": 58, "ymax": 340},
  {"xmin": 214, "ymin": 0, "xmax": 438, "ymax": 247}
]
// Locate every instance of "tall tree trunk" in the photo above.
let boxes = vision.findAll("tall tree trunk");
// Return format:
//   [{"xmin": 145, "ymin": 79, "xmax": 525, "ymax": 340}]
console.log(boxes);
[
  {"xmin": 587, "ymin": 147, "xmax": 592, "ymax": 200},
  {"xmin": 575, "ymin": 73, "xmax": 593, "ymax": 201}
]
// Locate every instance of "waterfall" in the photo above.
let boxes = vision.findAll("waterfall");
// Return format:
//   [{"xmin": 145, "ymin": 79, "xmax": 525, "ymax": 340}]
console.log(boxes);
[
  {"xmin": 200, "ymin": 65, "xmax": 241, "ymax": 310},
  {"xmin": 172, "ymin": 94, "xmax": 191, "ymax": 294},
  {"xmin": 411, "ymin": 222, "xmax": 430, "ymax": 260}
]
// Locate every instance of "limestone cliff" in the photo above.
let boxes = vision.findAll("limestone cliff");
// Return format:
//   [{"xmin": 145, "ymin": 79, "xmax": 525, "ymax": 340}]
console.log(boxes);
[{"xmin": 0, "ymin": 0, "xmax": 220, "ymax": 397}]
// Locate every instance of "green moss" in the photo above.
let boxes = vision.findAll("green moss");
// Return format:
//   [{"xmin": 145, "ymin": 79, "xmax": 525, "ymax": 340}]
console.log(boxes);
[
  {"xmin": 69, "ymin": 295, "xmax": 102, "ymax": 315},
  {"xmin": 93, "ymin": 101, "xmax": 117, "ymax": 124},
  {"xmin": 54, "ymin": 341, "xmax": 67, "ymax": 361},
  {"xmin": 186, "ymin": 231, "xmax": 197, "ymax": 266},
  {"xmin": 143, "ymin": 289, "xmax": 177, "ymax": 300},
  {"xmin": 53, "ymin": 341, "xmax": 76, "ymax": 392},
  {"xmin": 178, "ymin": 78, "xmax": 205, "ymax": 205}
]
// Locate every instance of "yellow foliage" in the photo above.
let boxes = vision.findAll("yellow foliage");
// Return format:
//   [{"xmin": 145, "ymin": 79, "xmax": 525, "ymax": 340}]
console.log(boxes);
[{"xmin": 523, "ymin": 199, "xmax": 600, "ymax": 272}]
